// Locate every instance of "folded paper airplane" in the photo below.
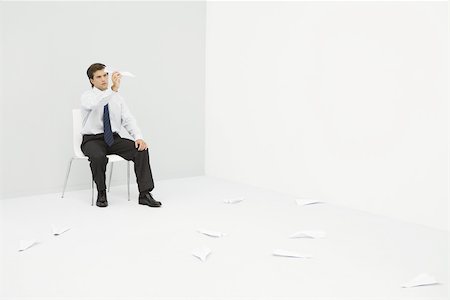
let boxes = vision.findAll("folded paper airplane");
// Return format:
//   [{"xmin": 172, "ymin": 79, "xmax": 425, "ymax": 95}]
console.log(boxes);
[
  {"xmin": 104, "ymin": 67, "xmax": 135, "ymax": 78},
  {"xmin": 192, "ymin": 247, "xmax": 212, "ymax": 262},
  {"xmin": 197, "ymin": 229, "xmax": 227, "ymax": 238},
  {"xmin": 295, "ymin": 199, "xmax": 324, "ymax": 206},
  {"xmin": 272, "ymin": 249, "xmax": 312, "ymax": 258},
  {"xmin": 289, "ymin": 230, "xmax": 326, "ymax": 239},
  {"xmin": 223, "ymin": 197, "xmax": 244, "ymax": 204},
  {"xmin": 52, "ymin": 225, "xmax": 71, "ymax": 236},
  {"xmin": 402, "ymin": 273, "xmax": 439, "ymax": 288},
  {"xmin": 18, "ymin": 240, "xmax": 37, "ymax": 252}
]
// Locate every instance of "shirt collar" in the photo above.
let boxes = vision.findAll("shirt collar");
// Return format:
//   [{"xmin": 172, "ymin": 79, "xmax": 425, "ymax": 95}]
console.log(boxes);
[{"xmin": 92, "ymin": 86, "xmax": 112, "ymax": 96}]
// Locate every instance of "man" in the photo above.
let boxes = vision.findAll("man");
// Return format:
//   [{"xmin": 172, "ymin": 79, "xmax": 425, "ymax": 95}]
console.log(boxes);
[{"xmin": 80, "ymin": 63, "xmax": 161, "ymax": 208}]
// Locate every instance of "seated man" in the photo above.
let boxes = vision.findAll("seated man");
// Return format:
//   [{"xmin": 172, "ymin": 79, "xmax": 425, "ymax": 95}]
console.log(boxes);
[{"xmin": 80, "ymin": 63, "xmax": 161, "ymax": 208}]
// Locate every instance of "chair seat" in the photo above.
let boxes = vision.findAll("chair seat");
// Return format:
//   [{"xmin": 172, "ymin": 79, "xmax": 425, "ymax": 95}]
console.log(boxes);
[
  {"xmin": 73, "ymin": 154, "xmax": 126, "ymax": 162},
  {"xmin": 107, "ymin": 154, "xmax": 126, "ymax": 162}
]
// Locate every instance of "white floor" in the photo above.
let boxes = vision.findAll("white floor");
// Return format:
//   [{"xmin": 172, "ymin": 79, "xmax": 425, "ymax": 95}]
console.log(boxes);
[{"xmin": 0, "ymin": 176, "xmax": 448, "ymax": 300}]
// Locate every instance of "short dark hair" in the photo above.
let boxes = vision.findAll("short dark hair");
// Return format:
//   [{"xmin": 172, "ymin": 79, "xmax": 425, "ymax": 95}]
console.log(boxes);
[{"xmin": 86, "ymin": 63, "xmax": 106, "ymax": 87}]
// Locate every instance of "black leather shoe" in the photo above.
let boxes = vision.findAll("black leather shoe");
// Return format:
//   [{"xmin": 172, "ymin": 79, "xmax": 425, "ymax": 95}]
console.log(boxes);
[
  {"xmin": 139, "ymin": 192, "xmax": 161, "ymax": 207},
  {"xmin": 96, "ymin": 190, "xmax": 108, "ymax": 207}
]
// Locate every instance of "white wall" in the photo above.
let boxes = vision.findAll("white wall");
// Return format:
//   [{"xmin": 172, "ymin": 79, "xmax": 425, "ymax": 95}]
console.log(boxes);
[
  {"xmin": 205, "ymin": 2, "xmax": 448, "ymax": 230},
  {"xmin": 0, "ymin": 3, "xmax": 4, "ymax": 194},
  {"xmin": 0, "ymin": 2, "xmax": 206, "ymax": 199},
  {"xmin": 1, "ymin": 1, "xmax": 448, "ymax": 231}
]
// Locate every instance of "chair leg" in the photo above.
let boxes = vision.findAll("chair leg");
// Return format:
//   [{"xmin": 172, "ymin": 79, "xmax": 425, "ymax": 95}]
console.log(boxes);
[
  {"xmin": 127, "ymin": 161, "xmax": 130, "ymax": 201},
  {"xmin": 61, "ymin": 158, "xmax": 74, "ymax": 198},
  {"xmin": 91, "ymin": 177, "xmax": 94, "ymax": 206},
  {"xmin": 108, "ymin": 162, "xmax": 114, "ymax": 192}
]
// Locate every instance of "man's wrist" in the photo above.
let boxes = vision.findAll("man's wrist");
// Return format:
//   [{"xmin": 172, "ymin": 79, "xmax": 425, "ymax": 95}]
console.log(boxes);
[{"xmin": 111, "ymin": 85, "xmax": 119, "ymax": 92}]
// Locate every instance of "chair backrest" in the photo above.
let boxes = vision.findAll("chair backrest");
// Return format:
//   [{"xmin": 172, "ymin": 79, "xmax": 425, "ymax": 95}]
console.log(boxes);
[{"xmin": 72, "ymin": 109, "xmax": 86, "ymax": 158}]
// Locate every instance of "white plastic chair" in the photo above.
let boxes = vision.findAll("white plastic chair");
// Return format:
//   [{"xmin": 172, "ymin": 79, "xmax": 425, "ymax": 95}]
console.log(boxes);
[{"xmin": 61, "ymin": 109, "xmax": 131, "ymax": 205}]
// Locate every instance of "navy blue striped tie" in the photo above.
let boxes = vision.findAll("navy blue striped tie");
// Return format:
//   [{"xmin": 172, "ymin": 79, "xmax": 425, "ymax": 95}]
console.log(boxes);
[{"xmin": 103, "ymin": 104, "xmax": 114, "ymax": 147}]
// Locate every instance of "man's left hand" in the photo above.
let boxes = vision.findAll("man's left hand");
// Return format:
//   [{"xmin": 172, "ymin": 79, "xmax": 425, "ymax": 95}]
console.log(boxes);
[{"xmin": 135, "ymin": 139, "xmax": 148, "ymax": 151}]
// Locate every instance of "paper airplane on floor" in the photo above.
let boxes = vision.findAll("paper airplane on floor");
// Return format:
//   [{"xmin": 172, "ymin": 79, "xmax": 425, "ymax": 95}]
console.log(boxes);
[
  {"xmin": 197, "ymin": 229, "xmax": 226, "ymax": 238},
  {"xmin": 272, "ymin": 249, "xmax": 312, "ymax": 258},
  {"xmin": 295, "ymin": 199, "xmax": 324, "ymax": 206},
  {"xmin": 192, "ymin": 247, "xmax": 212, "ymax": 262},
  {"xmin": 223, "ymin": 197, "xmax": 244, "ymax": 204},
  {"xmin": 52, "ymin": 225, "xmax": 71, "ymax": 236},
  {"xmin": 289, "ymin": 230, "xmax": 326, "ymax": 239},
  {"xmin": 401, "ymin": 273, "xmax": 439, "ymax": 288},
  {"xmin": 18, "ymin": 240, "xmax": 37, "ymax": 252}
]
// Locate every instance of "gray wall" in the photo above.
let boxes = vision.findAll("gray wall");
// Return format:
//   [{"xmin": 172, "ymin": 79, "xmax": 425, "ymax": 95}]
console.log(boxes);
[{"xmin": 0, "ymin": 2, "xmax": 206, "ymax": 199}]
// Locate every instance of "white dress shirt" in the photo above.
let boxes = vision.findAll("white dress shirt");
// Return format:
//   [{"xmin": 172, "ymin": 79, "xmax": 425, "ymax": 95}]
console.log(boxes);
[{"xmin": 80, "ymin": 87, "xmax": 143, "ymax": 141}]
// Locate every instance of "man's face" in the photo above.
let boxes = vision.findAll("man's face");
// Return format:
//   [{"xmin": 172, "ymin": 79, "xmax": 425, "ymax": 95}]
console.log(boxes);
[{"xmin": 90, "ymin": 69, "xmax": 109, "ymax": 90}]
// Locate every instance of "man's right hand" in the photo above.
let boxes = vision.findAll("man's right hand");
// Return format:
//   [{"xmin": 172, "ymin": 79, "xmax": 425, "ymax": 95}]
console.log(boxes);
[{"xmin": 111, "ymin": 71, "xmax": 122, "ymax": 92}]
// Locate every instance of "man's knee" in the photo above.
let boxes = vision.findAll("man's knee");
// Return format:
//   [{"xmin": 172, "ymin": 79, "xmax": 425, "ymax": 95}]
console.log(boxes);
[
  {"xmin": 136, "ymin": 148, "xmax": 148, "ymax": 155},
  {"xmin": 89, "ymin": 155, "xmax": 108, "ymax": 165},
  {"xmin": 134, "ymin": 149, "xmax": 149, "ymax": 160}
]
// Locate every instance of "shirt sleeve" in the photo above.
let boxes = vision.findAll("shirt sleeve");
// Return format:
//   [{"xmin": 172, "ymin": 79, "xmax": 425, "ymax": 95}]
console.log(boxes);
[
  {"xmin": 121, "ymin": 101, "xmax": 143, "ymax": 141},
  {"xmin": 81, "ymin": 89, "xmax": 115, "ymax": 110}
]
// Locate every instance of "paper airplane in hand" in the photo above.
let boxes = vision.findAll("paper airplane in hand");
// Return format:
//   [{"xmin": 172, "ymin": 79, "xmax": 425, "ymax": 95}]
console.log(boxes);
[
  {"xmin": 289, "ymin": 230, "xmax": 326, "ymax": 239},
  {"xmin": 224, "ymin": 197, "xmax": 244, "ymax": 204},
  {"xmin": 52, "ymin": 225, "xmax": 71, "ymax": 236},
  {"xmin": 402, "ymin": 273, "xmax": 439, "ymax": 288},
  {"xmin": 295, "ymin": 199, "xmax": 324, "ymax": 206},
  {"xmin": 18, "ymin": 240, "xmax": 37, "ymax": 252},
  {"xmin": 272, "ymin": 249, "xmax": 312, "ymax": 258},
  {"xmin": 192, "ymin": 247, "xmax": 212, "ymax": 262},
  {"xmin": 197, "ymin": 228, "xmax": 227, "ymax": 238},
  {"xmin": 105, "ymin": 67, "xmax": 135, "ymax": 78},
  {"xmin": 119, "ymin": 71, "xmax": 135, "ymax": 77}
]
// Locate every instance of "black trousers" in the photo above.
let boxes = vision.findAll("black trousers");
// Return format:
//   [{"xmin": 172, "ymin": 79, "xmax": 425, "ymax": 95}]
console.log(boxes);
[{"xmin": 81, "ymin": 133, "xmax": 154, "ymax": 193}]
